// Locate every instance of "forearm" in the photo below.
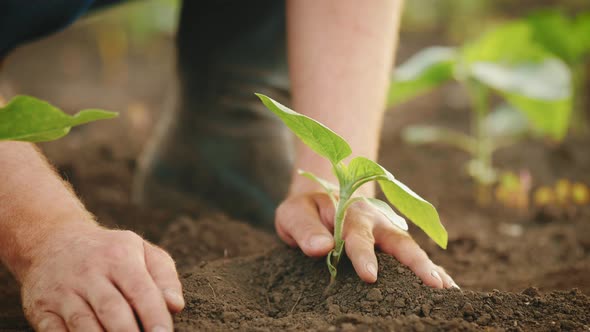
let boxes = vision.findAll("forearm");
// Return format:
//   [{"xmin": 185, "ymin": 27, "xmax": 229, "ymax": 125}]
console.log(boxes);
[
  {"xmin": 287, "ymin": 0, "xmax": 403, "ymax": 196},
  {"xmin": 0, "ymin": 141, "xmax": 93, "ymax": 281}
]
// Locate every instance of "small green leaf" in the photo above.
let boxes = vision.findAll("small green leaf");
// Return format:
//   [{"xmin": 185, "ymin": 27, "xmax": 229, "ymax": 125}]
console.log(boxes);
[
  {"xmin": 379, "ymin": 178, "xmax": 448, "ymax": 249},
  {"xmin": 326, "ymin": 249, "xmax": 338, "ymax": 279},
  {"xmin": 388, "ymin": 47, "xmax": 456, "ymax": 106},
  {"xmin": 256, "ymin": 93, "xmax": 352, "ymax": 164},
  {"xmin": 363, "ymin": 197, "xmax": 408, "ymax": 231},
  {"xmin": 347, "ymin": 156, "xmax": 393, "ymax": 184},
  {"xmin": 346, "ymin": 157, "xmax": 447, "ymax": 248},
  {"xmin": 0, "ymin": 96, "xmax": 118, "ymax": 142},
  {"xmin": 298, "ymin": 170, "xmax": 339, "ymax": 206},
  {"xmin": 298, "ymin": 170, "xmax": 339, "ymax": 193}
]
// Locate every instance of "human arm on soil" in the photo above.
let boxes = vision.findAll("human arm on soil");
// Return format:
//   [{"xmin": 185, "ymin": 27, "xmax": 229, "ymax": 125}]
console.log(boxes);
[
  {"xmin": 275, "ymin": 0, "xmax": 457, "ymax": 289},
  {"xmin": 0, "ymin": 141, "xmax": 183, "ymax": 332}
]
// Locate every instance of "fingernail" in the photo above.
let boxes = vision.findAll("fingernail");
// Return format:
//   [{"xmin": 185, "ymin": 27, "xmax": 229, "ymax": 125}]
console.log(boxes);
[
  {"xmin": 164, "ymin": 289, "xmax": 185, "ymax": 307},
  {"xmin": 451, "ymin": 282, "xmax": 461, "ymax": 290},
  {"xmin": 308, "ymin": 235, "xmax": 332, "ymax": 250},
  {"xmin": 431, "ymin": 270, "xmax": 442, "ymax": 283},
  {"xmin": 366, "ymin": 262, "xmax": 378, "ymax": 278},
  {"xmin": 152, "ymin": 325, "xmax": 170, "ymax": 332}
]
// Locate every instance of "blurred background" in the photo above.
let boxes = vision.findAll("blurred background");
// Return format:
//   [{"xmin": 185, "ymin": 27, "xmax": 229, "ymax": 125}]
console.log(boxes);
[
  {"xmin": 0, "ymin": 0, "xmax": 588, "ymax": 203},
  {"xmin": 1, "ymin": 0, "xmax": 588, "ymax": 141},
  {"xmin": 0, "ymin": 0, "xmax": 588, "ymax": 211}
]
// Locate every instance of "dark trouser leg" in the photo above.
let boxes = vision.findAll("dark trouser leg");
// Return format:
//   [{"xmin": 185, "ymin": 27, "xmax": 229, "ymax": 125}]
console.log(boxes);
[{"xmin": 133, "ymin": 1, "xmax": 292, "ymax": 229}]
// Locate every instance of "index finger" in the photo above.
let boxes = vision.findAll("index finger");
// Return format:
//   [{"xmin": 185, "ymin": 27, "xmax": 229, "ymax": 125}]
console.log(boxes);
[
  {"xmin": 110, "ymin": 257, "xmax": 173, "ymax": 332},
  {"xmin": 144, "ymin": 242, "xmax": 185, "ymax": 313}
]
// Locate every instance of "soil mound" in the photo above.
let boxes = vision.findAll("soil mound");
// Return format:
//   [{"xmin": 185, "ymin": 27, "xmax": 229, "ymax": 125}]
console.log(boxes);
[{"xmin": 176, "ymin": 248, "xmax": 590, "ymax": 331}]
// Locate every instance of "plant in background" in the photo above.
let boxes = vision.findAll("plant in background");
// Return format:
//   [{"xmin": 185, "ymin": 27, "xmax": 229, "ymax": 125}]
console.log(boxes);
[
  {"xmin": 0, "ymin": 95, "xmax": 117, "ymax": 142},
  {"xmin": 494, "ymin": 170, "xmax": 532, "ymax": 213},
  {"xmin": 256, "ymin": 94, "xmax": 447, "ymax": 283},
  {"xmin": 534, "ymin": 179, "xmax": 590, "ymax": 214},
  {"xmin": 388, "ymin": 20, "xmax": 573, "ymax": 204},
  {"xmin": 528, "ymin": 10, "xmax": 590, "ymax": 134}
]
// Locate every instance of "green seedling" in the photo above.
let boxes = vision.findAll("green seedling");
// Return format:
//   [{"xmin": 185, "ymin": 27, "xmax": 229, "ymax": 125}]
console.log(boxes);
[
  {"xmin": 256, "ymin": 94, "xmax": 447, "ymax": 283},
  {"xmin": 388, "ymin": 20, "xmax": 573, "ymax": 204},
  {"xmin": 0, "ymin": 95, "xmax": 117, "ymax": 142}
]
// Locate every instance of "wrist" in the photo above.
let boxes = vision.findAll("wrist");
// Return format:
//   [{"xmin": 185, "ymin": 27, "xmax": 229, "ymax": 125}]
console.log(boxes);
[{"xmin": 1, "ymin": 211, "xmax": 98, "ymax": 283}]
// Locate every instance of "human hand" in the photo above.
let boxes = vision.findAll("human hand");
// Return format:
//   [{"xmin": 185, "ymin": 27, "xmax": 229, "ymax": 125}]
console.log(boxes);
[
  {"xmin": 275, "ymin": 192, "xmax": 458, "ymax": 289},
  {"xmin": 19, "ymin": 222, "xmax": 184, "ymax": 332}
]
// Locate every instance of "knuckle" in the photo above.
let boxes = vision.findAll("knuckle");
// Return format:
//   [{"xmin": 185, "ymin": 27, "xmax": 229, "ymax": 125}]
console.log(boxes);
[
  {"xmin": 300, "ymin": 221, "xmax": 320, "ymax": 236},
  {"xmin": 275, "ymin": 200, "xmax": 294, "ymax": 219},
  {"xmin": 121, "ymin": 229, "xmax": 142, "ymax": 242},
  {"xmin": 24, "ymin": 293, "xmax": 60, "ymax": 318},
  {"xmin": 405, "ymin": 249, "xmax": 430, "ymax": 268},
  {"xmin": 31, "ymin": 298, "xmax": 51, "ymax": 312},
  {"xmin": 66, "ymin": 310, "xmax": 94, "ymax": 328},
  {"xmin": 96, "ymin": 297, "xmax": 123, "ymax": 317},
  {"xmin": 127, "ymin": 281, "xmax": 156, "ymax": 302},
  {"xmin": 348, "ymin": 227, "xmax": 375, "ymax": 244},
  {"xmin": 153, "ymin": 246, "xmax": 175, "ymax": 263},
  {"xmin": 102, "ymin": 245, "xmax": 129, "ymax": 262}
]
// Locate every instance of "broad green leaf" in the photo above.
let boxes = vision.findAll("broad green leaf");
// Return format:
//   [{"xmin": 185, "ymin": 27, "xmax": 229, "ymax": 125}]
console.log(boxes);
[
  {"xmin": 379, "ymin": 178, "xmax": 447, "ymax": 249},
  {"xmin": 388, "ymin": 47, "xmax": 456, "ymax": 106},
  {"xmin": 0, "ymin": 96, "xmax": 118, "ymax": 142},
  {"xmin": 469, "ymin": 59, "xmax": 571, "ymax": 101},
  {"xmin": 363, "ymin": 197, "xmax": 408, "ymax": 231},
  {"xmin": 347, "ymin": 157, "xmax": 447, "ymax": 248},
  {"xmin": 347, "ymin": 156, "xmax": 394, "ymax": 184},
  {"xmin": 461, "ymin": 22, "xmax": 549, "ymax": 65},
  {"xmin": 256, "ymin": 93, "xmax": 352, "ymax": 164},
  {"xmin": 528, "ymin": 11, "xmax": 590, "ymax": 65},
  {"xmin": 502, "ymin": 91, "xmax": 572, "ymax": 140},
  {"xmin": 469, "ymin": 59, "xmax": 572, "ymax": 140},
  {"xmin": 298, "ymin": 169, "xmax": 339, "ymax": 193}
]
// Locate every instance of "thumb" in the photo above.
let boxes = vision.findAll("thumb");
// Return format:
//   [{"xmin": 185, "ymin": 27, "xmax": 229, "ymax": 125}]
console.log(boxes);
[{"xmin": 275, "ymin": 193, "xmax": 335, "ymax": 257}]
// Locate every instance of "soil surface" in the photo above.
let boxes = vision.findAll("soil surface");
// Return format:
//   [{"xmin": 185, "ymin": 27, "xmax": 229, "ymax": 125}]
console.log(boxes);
[
  {"xmin": 1, "ymin": 7, "xmax": 589, "ymax": 331},
  {"xmin": 177, "ymin": 249, "xmax": 589, "ymax": 331}
]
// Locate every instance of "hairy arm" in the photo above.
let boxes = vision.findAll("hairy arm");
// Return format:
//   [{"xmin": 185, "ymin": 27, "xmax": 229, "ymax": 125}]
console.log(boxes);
[
  {"xmin": 0, "ymin": 141, "xmax": 183, "ymax": 332},
  {"xmin": 0, "ymin": 142, "xmax": 91, "ymax": 279}
]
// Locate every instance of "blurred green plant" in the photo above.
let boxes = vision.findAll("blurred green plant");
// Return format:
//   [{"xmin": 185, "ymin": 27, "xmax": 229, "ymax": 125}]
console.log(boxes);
[
  {"xmin": 528, "ymin": 10, "xmax": 590, "ymax": 134},
  {"xmin": 0, "ymin": 96, "xmax": 117, "ymax": 142},
  {"xmin": 388, "ymin": 21, "xmax": 573, "ymax": 204}
]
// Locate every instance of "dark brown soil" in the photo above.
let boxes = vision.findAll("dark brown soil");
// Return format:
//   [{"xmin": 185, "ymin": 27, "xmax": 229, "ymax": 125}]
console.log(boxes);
[
  {"xmin": 1, "ymin": 6, "xmax": 589, "ymax": 331},
  {"xmin": 176, "ymin": 248, "xmax": 589, "ymax": 331}
]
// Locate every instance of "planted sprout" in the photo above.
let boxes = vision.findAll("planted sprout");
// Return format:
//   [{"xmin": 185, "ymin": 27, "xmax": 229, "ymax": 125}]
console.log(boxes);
[
  {"xmin": 256, "ymin": 94, "xmax": 447, "ymax": 283},
  {"xmin": 388, "ymin": 20, "xmax": 574, "ymax": 204},
  {"xmin": 0, "ymin": 95, "xmax": 117, "ymax": 142}
]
